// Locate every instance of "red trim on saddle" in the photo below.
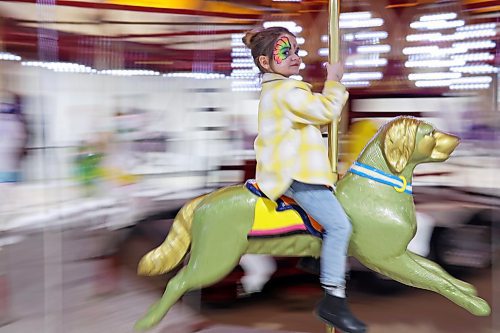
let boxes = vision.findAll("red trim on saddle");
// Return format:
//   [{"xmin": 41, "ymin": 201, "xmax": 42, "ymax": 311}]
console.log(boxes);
[{"xmin": 280, "ymin": 196, "xmax": 324, "ymax": 234}]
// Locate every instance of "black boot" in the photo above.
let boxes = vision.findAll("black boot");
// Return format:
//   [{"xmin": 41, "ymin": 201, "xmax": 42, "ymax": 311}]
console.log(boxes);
[{"xmin": 315, "ymin": 292, "xmax": 367, "ymax": 333}]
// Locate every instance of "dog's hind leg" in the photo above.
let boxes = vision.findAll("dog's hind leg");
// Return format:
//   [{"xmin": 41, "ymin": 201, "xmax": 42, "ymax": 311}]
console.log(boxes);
[
  {"xmin": 135, "ymin": 266, "xmax": 200, "ymax": 331},
  {"xmin": 363, "ymin": 251, "xmax": 490, "ymax": 316},
  {"xmin": 135, "ymin": 186, "xmax": 255, "ymax": 331},
  {"xmin": 407, "ymin": 252, "xmax": 477, "ymax": 296},
  {"xmin": 134, "ymin": 231, "xmax": 249, "ymax": 331}
]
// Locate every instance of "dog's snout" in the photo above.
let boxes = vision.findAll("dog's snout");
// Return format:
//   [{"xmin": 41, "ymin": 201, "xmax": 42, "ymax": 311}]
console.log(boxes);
[
  {"xmin": 431, "ymin": 131, "xmax": 460, "ymax": 159},
  {"xmin": 435, "ymin": 131, "xmax": 460, "ymax": 149}
]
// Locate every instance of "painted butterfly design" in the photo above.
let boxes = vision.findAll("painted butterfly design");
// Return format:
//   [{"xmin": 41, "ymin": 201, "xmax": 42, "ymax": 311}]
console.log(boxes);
[{"xmin": 273, "ymin": 36, "xmax": 291, "ymax": 64}]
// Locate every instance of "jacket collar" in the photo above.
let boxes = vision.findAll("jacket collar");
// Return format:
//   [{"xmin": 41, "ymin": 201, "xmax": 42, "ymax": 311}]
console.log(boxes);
[
  {"xmin": 262, "ymin": 73, "xmax": 289, "ymax": 84},
  {"xmin": 261, "ymin": 73, "xmax": 311, "ymax": 88}
]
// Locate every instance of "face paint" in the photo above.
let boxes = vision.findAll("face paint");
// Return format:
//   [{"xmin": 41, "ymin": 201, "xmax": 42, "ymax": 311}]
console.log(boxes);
[{"xmin": 273, "ymin": 36, "xmax": 291, "ymax": 64}]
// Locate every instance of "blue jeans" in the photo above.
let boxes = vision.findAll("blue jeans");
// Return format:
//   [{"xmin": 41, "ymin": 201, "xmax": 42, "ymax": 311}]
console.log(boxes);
[{"xmin": 284, "ymin": 180, "xmax": 352, "ymax": 287}]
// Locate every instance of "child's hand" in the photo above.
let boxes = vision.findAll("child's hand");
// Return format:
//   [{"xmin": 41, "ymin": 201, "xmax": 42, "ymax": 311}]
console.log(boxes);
[{"xmin": 325, "ymin": 62, "xmax": 344, "ymax": 82}]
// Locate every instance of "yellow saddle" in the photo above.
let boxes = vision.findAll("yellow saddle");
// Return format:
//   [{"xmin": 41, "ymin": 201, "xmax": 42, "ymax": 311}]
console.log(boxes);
[{"xmin": 245, "ymin": 180, "xmax": 323, "ymax": 238}]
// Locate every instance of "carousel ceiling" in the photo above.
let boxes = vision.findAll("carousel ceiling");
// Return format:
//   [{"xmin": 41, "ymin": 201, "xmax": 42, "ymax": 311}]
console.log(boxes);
[
  {"xmin": 0, "ymin": 0, "xmax": 273, "ymax": 73},
  {"xmin": 0, "ymin": 0, "xmax": 497, "ymax": 80}
]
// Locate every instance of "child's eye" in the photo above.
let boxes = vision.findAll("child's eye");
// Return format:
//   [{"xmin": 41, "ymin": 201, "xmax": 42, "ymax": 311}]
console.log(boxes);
[{"xmin": 295, "ymin": 49, "xmax": 300, "ymax": 56}]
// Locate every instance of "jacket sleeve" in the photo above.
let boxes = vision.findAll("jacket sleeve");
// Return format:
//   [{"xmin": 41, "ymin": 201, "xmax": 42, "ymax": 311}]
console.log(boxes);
[{"xmin": 281, "ymin": 80, "xmax": 348, "ymax": 125}]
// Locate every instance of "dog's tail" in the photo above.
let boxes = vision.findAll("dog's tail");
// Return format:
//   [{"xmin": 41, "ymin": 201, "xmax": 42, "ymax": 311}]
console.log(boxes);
[{"xmin": 137, "ymin": 195, "xmax": 207, "ymax": 276}]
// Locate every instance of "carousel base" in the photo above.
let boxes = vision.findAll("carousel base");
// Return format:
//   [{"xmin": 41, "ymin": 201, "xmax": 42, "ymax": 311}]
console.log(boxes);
[{"xmin": 199, "ymin": 324, "xmax": 340, "ymax": 333}]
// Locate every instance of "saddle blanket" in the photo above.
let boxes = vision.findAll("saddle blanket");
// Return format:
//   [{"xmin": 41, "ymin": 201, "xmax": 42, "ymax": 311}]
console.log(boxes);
[{"xmin": 245, "ymin": 180, "xmax": 323, "ymax": 238}]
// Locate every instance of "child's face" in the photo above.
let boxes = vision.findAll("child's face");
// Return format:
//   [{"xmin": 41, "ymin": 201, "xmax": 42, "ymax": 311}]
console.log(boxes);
[{"xmin": 269, "ymin": 34, "xmax": 302, "ymax": 77}]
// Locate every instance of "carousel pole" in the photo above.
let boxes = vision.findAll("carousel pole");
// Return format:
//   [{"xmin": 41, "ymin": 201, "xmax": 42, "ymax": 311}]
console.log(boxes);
[
  {"xmin": 327, "ymin": 0, "xmax": 341, "ymax": 184},
  {"xmin": 327, "ymin": 4, "xmax": 342, "ymax": 333}
]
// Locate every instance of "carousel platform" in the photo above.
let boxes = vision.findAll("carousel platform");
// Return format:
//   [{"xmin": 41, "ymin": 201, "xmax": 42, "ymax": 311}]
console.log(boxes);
[
  {"xmin": 0, "ymin": 228, "xmax": 307, "ymax": 333},
  {"xmin": 201, "ymin": 325, "xmax": 304, "ymax": 333}
]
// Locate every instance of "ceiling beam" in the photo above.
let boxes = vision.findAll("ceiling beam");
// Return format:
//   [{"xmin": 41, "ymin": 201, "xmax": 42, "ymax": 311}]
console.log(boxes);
[{"xmin": 4, "ymin": 0, "xmax": 264, "ymax": 19}]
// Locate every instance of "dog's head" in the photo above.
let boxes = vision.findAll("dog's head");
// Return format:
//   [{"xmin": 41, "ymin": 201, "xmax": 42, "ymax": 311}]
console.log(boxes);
[{"xmin": 380, "ymin": 116, "xmax": 460, "ymax": 174}]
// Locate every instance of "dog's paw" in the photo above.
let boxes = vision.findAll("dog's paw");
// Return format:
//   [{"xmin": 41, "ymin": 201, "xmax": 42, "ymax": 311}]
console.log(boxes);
[
  {"xmin": 134, "ymin": 302, "xmax": 164, "ymax": 331},
  {"xmin": 468, "ymin": 296, "xmax": 491, "ymax": 317},
  {"xmin": 134, "ymin": 313, "xmax": 160, "ymax": 331}
]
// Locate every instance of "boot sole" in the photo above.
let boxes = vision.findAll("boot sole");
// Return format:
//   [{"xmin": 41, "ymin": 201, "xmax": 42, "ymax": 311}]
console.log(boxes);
[{"xmin": 314, "ymin": 311, "xmax": 367, "ymax": 333}]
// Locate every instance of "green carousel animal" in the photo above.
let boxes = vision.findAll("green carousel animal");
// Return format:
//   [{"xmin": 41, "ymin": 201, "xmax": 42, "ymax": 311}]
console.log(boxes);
[{"xmin": 134, "ymin": 116, "xmax": 491, "ymax": 331}]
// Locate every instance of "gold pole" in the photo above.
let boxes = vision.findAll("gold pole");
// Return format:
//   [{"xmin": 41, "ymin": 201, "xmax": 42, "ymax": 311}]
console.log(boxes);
[
  {"xmin": 327, "ymin": 0, "xmax": 340, "ymax": 183},
  {"xmin": 326, "ymin": 324, "xmax": 336, "ymax": 333}
]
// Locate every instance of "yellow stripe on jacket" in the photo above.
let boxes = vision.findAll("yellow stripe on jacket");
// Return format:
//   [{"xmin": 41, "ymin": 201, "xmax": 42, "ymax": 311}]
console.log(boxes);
[{"xmin": 254, "ymin": 73, "xmax": 348, "ymax": 201}]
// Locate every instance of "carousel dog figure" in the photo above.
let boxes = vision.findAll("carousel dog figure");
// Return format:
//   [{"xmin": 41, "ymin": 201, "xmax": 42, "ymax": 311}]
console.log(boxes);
[{"xmin": 134, "ymin": 116, "xmax": 491, "ymax": 331}]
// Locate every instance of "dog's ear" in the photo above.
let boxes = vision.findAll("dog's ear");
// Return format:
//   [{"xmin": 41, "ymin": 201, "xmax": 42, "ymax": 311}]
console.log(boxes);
[{"xmin": 382, "ymin": 117, "xmax": 420, "ymax": 174}]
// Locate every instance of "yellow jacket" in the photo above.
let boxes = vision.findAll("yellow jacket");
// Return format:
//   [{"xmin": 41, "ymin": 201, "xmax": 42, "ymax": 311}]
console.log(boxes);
[{"xmin": 254, "ymin": 73, "xmax": 348, "ymax": 201}]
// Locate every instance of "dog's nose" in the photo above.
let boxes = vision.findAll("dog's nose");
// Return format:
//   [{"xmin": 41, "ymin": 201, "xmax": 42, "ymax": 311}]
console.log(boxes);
[{"xmin": 433, "ymin": 131, "xmax": 460, "ymax": 158}]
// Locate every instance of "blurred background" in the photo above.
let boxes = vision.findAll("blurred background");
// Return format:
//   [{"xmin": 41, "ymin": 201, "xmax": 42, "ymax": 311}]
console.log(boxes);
[{"xmin": 0, "ymin": 0, "xmax": 498, "ymax": 332}]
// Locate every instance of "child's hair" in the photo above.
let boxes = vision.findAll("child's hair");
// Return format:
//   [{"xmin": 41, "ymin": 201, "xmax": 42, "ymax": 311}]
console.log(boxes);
[{"xmin": 242, "ymin": 27, "xmax": 295, "ymax": 73}]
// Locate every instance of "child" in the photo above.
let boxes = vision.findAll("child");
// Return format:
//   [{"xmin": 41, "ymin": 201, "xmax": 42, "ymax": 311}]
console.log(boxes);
[{"xmin": 242, "ymin": 27, "xmax": 366, "ymax": 333}]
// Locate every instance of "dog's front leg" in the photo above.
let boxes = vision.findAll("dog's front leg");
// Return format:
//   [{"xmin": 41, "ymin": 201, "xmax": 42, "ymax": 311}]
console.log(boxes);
[
  {"xmin": 364, "ymin": 251, "xmax": 490, "ymax": 316},
  {"xmin": 407, "ymin": 251, "xmax": 477, "ymax": 296}
]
